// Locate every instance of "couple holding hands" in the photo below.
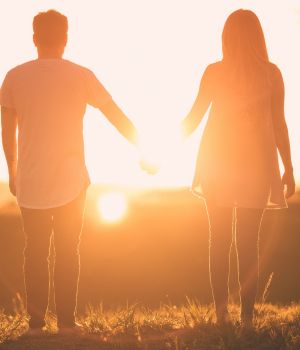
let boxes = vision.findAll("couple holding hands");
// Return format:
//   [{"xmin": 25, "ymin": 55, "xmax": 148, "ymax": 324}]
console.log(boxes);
[{"xmin": 0, "ymin": 8, "xmax": 295, "ymax": 335}]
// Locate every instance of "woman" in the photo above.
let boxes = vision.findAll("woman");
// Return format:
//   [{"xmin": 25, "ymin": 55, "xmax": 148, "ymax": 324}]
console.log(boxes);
[{"xmin": 181, "ymin": 9, "xmax": 295, "ymax": 326}]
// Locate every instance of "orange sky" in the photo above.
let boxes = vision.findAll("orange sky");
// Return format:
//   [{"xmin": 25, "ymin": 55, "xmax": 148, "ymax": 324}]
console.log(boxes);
[{"xmin": 0, "ymin": 0, "xmax": 299, "ymax": 187}]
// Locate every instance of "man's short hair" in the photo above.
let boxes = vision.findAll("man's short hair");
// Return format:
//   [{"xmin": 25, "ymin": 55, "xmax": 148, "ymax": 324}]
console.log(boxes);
[{"xmin": 33, "ymin": 10, "xmax": 68, "ymax": 48}]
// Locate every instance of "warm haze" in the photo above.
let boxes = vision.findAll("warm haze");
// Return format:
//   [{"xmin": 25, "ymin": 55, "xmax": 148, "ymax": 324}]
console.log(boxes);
[
  {"xmin": 1, "ymin": 0, "xmax": 300, "ymax": 189},
  {"xmin": 0, "ymin": 4, "xmax": 300, "ymax": 347}
]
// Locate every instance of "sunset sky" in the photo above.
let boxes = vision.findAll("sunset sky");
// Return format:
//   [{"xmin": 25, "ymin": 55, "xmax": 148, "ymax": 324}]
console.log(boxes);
[{"xmin": 0, "ymin": 0, "xmax": 299, "ymax": 188}]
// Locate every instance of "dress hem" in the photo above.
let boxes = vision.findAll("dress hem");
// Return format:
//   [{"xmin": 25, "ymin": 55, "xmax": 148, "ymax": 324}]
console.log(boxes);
[{"xmin": 190, "ymin": 188, "xmax": 288, "ymax": 210}]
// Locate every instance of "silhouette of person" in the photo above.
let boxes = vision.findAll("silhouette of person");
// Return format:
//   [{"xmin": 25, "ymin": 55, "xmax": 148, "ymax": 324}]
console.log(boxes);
[
  {"xmin": 181, "ymin": 9, "xmax": 295, "ymax": 326},
  {"xmin": 0, "ymin": 10, "xmax": 140, "ymax": 334}
]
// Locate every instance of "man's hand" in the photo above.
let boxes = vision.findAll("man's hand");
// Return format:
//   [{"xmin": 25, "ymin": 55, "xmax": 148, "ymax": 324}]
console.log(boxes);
[{"xmin": 139, "ymin": 158, "xmax": 159, "ymax": 175}]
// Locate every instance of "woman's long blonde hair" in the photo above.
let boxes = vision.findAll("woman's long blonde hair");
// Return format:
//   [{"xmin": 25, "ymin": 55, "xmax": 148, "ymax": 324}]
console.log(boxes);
[{"xmin": 222, "ymin": 9, "xmax": 270, "ymax": 94}]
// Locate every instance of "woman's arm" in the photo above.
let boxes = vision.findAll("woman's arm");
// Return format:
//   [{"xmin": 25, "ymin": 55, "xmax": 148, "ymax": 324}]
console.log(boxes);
[
  {"xmin": 271, "ymin": 66, "xmax": 295, "ymax": 198},
  {"xmin": 181, "ymin": 65, "xmax": 214, "ymax": 138}
]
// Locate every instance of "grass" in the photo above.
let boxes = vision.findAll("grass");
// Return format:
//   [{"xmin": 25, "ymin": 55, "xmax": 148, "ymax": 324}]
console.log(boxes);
[{"xmin": 0, "ymin": 297, "xmax": 300, "ymax": 349}]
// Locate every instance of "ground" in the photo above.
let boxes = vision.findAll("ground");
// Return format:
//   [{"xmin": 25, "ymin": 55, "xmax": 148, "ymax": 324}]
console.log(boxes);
[{"xmin": 0, "ymin": 300, "xmax": 300, "ymax": 350}]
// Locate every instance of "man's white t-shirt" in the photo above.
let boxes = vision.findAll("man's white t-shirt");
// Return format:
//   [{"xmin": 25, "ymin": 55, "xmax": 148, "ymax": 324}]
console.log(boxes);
[{"xmin": 0, "ymin": 59, "xmax": 112, "ymax": 209}]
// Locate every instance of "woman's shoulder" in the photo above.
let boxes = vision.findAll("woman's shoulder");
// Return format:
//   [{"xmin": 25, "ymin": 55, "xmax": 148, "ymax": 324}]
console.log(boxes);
[
  {"xmin": 201, "ymin": 61, "xmax": 223, "ymax": 80},
  {"xmin": 266, "ymin": 62, "xmax": 282, "ymax": 78},
  {"xmin": 205, "ymin": 61, "xmax": 223, "ymax": 72},
  {"xmin": 266, "ymin": 62, "xmax": 284, "ymax": 88}
]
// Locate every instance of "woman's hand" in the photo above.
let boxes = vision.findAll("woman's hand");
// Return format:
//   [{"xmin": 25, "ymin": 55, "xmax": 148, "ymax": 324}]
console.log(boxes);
[
  {"xmin": 8, "ymin": 167, "xmax": 17, "ymax": 196},
  {"xmin": 282, "ymin": 169, "xmax": 295, "ymax": 199},
  {"xmin": 9, "ymin": 175, "xmax": 16, "ymax": 196}
]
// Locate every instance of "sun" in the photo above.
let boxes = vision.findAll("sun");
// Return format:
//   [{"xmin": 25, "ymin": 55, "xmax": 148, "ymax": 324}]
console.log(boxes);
[{"xmin": 98, "ymin": 192, "xmax": 128, "ymax": 223}]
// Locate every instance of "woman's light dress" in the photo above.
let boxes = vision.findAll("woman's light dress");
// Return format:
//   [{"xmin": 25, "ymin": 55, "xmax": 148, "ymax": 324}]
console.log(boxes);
[{"xmin": 192, "ymin": 61, "xmax": 287, "ymax": 209}]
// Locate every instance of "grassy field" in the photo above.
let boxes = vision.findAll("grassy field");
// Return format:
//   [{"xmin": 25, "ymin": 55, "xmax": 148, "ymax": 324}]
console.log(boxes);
[
  {"xmin": 0, "ymin": 185, "xmax": 300, "ymax": 349},
  {"xmin": 0, "ymin": 299, "xmax": 300, "ymax": 349},
  {"xmin": 1, "ymin": 186, "xmax": 300, "ymax": 312}
]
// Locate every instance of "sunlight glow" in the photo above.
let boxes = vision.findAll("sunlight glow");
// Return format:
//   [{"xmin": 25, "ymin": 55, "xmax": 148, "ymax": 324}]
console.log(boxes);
[
  {"xmin": 138, "ymin": 124, "xmax": 184, "ymax": 175},
  {"xmin": 98, "ymin": 192, "xmax": 128, "ymax": 223},
  {"xmin": 0, "ymin": 1, "xmax": 299, "ymax": 186}
]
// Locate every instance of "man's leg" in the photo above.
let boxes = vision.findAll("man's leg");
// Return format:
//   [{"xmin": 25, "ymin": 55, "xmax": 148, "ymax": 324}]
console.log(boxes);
[
  {"xmin": 21, "ymin": 207, "xmax": 52, "ymax": 329},
  {"xmin": 52, "ymin": 191, "xmax": 86, "ymax": 329},
  {"xmin": 235, "ymin": 207, "xmax": 264, "ymax": 325},
  {"xmin": 205, "ymin": 202, "xmax": 234, "ymax": 322}
]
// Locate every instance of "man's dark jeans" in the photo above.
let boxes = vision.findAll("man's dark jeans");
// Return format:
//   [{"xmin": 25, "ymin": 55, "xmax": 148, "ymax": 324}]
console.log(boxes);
[{"xmin": 20, "ymin": 191, "xmax": 86, "ymax": 329}]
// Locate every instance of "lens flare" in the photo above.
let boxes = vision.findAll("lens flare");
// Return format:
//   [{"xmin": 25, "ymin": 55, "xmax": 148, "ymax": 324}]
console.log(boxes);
[{"xmin": 98, "ymin": 192, "xmax": 128, "ymax": 223}]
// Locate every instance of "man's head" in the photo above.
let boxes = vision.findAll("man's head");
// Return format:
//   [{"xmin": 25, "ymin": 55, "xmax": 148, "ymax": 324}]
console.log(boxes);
[{"xmin": 33, "ymin": 10, "xmax": 68, "ymax": 57}]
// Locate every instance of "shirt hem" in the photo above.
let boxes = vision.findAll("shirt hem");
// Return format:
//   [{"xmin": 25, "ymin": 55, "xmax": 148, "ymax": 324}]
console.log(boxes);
[{"xmin": 18, "ymin": 182, "xmax": 90, "ymax": 210}]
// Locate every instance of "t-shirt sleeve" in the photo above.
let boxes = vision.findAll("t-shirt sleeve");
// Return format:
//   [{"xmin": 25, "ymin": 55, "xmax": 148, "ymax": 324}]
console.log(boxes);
[
  {"xmin": 84, "ymin": 69, "xmax": 112, "ymax": 108},
  {"xmin": 0, "ymin": 72, "xmax": 14, "ymax": 108}
]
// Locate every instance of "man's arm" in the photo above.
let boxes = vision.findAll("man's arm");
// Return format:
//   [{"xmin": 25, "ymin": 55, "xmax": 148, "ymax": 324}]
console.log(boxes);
[
  {"xmin": 99, "ymin": 100, "xmax": 138, "ymax": 146},
  {"xmin": 84, "ymin": 69, "xmax": 138, "ymax": 145},
  {"xmin": 99, "ymin": 101, "xmax": 160, "ymax": 174},
  {"xmin": 1, "ymin": 106, "xmax": 18, "ymax": 196}
]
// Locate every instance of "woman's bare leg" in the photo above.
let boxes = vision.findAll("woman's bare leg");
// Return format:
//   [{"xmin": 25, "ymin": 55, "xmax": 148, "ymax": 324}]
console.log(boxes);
[
  {"xmin": 205, "ymin": 202, "xmax": 234, "ymax": 323},
  {"xmin": 235, "ymin": 207, "xmax": 264, "ymax": 326}
]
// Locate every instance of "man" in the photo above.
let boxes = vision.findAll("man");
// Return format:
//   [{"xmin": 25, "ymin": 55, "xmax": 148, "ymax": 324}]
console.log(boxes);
[{"xmin": 0, "ymin": 9, "xmax": 139, "ymax": 334}]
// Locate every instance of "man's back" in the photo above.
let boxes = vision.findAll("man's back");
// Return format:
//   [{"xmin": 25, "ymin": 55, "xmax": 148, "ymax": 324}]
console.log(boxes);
[
  {"xmin": 0, "ymin": 9, "xmax": 141, "ymax": 334},
  {"xmin": 1, "ymin": 59, "xmax": 112, "ymax": 208}
]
